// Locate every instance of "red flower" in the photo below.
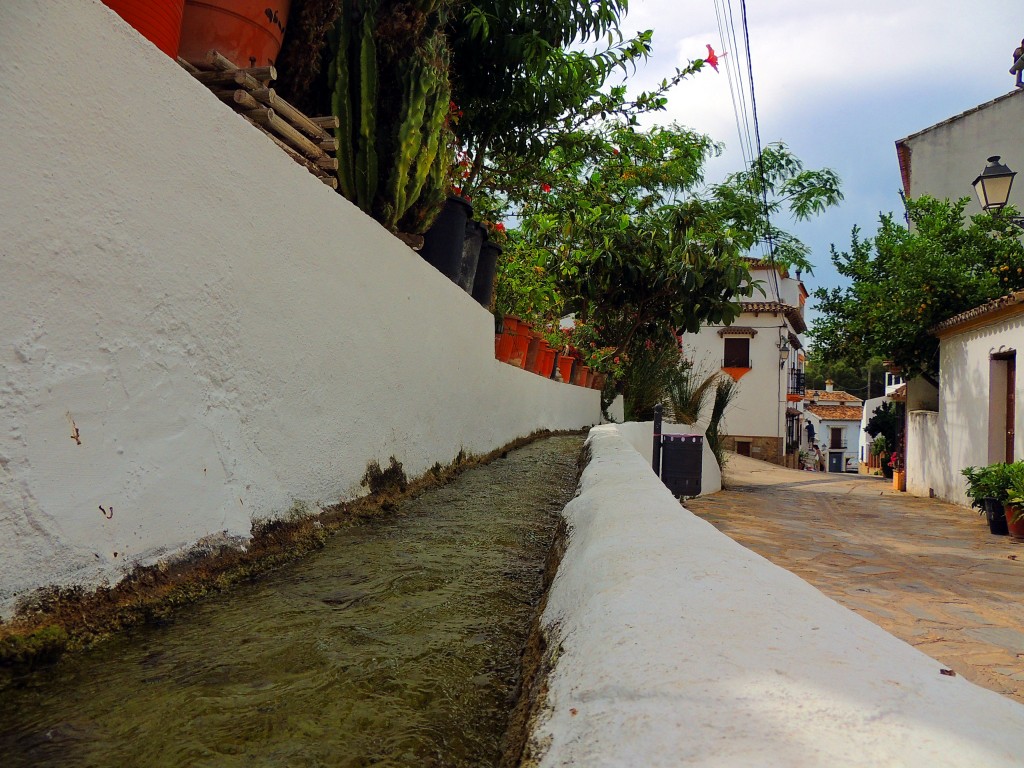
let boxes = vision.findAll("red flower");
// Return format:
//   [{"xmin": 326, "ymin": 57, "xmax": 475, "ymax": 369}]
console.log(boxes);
[
  {"xmin": 495, "ymin": 222, "xmax": 506, "ymax": 232},
  {"xmin": 705, "ymin": 44, "xmax": 726, "ymax": 72},
  {"xmin": 612, "ymin": 148, "xmax": 620, "ymax": 155},
  {"xmin": 452, "ymin": 186, "xmax": 462, "ymax": 196},
  {"xmin": 541, "ymin": 183, "xmax": 552, "ymax": 193}
]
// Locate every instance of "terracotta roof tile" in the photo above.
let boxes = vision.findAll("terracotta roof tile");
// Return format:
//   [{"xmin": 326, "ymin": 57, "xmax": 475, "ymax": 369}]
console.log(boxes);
[
  {"xmin": 740, "ymin": 301, "xmax": 807, "ymax": 334},
  {"xmin": 805, "ymin": 389, "xmax": 863, "ymax": 403},
  {"xmin": 930, "ymin": 290, "xmax": 1024, "ymax": 335},
  {"xmin": 805, "ymin": 404, "xmax": 864, "ymax": 421}
]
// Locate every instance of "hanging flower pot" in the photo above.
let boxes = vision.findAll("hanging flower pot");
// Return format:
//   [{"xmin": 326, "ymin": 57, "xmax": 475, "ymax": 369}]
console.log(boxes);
[
  {"xmin": 101, "ymin": 0, "xmax": 185, "ymax": 58},
  {"xmin": 179, "ymin": 0, "xmax": 291, "ymax": 68}
]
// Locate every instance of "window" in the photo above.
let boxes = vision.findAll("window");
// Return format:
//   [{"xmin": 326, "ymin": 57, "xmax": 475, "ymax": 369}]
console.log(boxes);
[
  {"xmin": 723, "ymin": 337, "xmax": 750, "ymax": 368},
  {"xmin": 830, "ymin": 427, "xmax": 845, "ymax": 449}
]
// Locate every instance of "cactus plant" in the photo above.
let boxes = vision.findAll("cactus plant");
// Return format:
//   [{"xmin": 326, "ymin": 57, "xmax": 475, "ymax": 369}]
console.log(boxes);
[{"xmin": 330, "ymin": 0, "xmax": 456, "ymax": 234}]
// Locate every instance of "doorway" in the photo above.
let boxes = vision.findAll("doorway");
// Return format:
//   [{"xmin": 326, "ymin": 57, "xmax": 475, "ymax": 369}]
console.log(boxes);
[
  {"xmin": 736, "ymin": 441, "xmax": 752, "ymax": 457},
  {"xmin": 990, "ymin": 351, "xmax": 1016, "ymax": 464}
]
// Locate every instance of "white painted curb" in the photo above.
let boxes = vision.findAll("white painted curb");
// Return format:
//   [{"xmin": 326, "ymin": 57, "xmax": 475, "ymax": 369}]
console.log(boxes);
[{"xmin": 530, "ymin": 425, "xmax": 1024, "ymax": 767}]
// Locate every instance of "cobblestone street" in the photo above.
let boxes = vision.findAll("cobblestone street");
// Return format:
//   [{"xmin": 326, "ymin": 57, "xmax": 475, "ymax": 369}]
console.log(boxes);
[{"xmin": 685, "ymin": 454, "xmax": 1024, "ymax": 704}]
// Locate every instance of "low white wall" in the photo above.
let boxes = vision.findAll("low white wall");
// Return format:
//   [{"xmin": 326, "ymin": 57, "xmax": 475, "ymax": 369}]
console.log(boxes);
[
  {"xmin": 0, "ymin": 0, "xmax": 598, "ymax": 615},
  {"xmin": 529, "ymin": 425, "xmax": 1024, "ymax": 766},
  {"xmin": 612, "ymin": 420, "xmax": 721, "ymax": 496},
  {"xmin": 907, "ymin": 410, "xmax": 956, "ymax": 501}
]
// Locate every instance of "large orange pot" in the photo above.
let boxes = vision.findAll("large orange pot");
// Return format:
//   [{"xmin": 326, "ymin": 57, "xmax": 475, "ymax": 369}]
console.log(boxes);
[
  {"xmin": 178, "ymin": 1, "xmax": 290, "ymax": 68},
  {"xmin": 573, "ymin": 364, "xmax": 590, "ymax": 386},
  {"xmin": 102, "ymin": 0, "xmax": 185, "ymax": 58},
  {"xmin": 496, "ymin": 333, "xmax": 516, "ymax": 363},
  {"xmin": 556, "ymin": 354, "xmax": 573, "ymax": 384},
  {"xmin": 1005, "ymin": 504, "xmax": 1024, "ymax": 542}
]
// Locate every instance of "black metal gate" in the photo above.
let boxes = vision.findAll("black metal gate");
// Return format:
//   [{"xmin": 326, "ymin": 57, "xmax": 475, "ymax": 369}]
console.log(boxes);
[{"xmin": 652, "ymin": 404, "xmax": 703, "ymax": 498}]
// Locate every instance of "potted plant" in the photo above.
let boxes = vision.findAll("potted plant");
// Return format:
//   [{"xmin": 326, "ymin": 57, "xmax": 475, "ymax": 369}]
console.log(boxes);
[
  {"xmin": 962, "ymin": 463, "xmax": 1010, "ymax": 536},
  {"xmin": 1001, "ymin": 462, "xmax": 1024, "ymax": 541}
]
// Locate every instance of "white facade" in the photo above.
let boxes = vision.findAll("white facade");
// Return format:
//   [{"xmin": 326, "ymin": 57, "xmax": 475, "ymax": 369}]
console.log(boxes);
[
  {"xmin": 800, "ymin": 384, "xmax": 863, "ymax": 473},
  {"xmin": 681, "ymin": 265, "xmax": 807, "ymax": 464},
  {"xmin": 0, "ymin": 1, "xmax": 600, "ymax": 616},
  {"xmin": 907, "ymin": 297, "xmax": 1024, "ymax": 505},
  {"xmin": 897, "ymin": 90, "xmax": 1024, "ymax": 211}
]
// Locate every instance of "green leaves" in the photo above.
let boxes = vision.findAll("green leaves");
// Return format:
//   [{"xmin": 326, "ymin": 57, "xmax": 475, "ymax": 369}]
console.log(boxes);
[{"xmin": 811, "ymin": 195, "xmax": 1024, "ymax": 379}]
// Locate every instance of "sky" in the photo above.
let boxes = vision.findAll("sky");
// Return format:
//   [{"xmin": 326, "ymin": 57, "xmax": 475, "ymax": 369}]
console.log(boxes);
[{"xmin": 617, "ymin": 0, "xmax": 1022, "ymax": 324}]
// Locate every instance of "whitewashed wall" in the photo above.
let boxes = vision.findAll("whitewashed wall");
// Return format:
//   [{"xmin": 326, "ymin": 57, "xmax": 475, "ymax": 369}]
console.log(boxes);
[
  {"xmin": 908, "ymin": 315, "xmax": 1024, "ymax": 506},
  {"xmin": 0, "ymin": 0, "xmax": 599, "ymax": 616},
  {"xmin": 682, "ymin": 313, "xmax": 790, "ymax": 441},
  {"xmin": 530, "ymin": 426, "xmax": 1024, "ymax": 766},
  {"xmin": 900, "ymin": 90, "xmax": 1024, "ymax": 214}
]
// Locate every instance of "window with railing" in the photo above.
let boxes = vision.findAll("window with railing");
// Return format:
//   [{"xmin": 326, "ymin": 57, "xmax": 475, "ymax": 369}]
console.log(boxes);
[
  {"xmin": 723, "ymin": 337, "xmax": 750, "ymax": 368},
  {"xmin": 788, "ymin": 369, "xmax": 805, "ymax": 395}
]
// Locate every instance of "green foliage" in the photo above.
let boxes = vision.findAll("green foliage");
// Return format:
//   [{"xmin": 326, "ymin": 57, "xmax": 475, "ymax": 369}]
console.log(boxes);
[
  {"xmin": 811, "ymin": 196, "xmax": 1024, "ymax": 379},
  {"xmin": 870, "ymin": 435, "xmax": 888, "ymax": 457},
  {"xmin": 620, "ymin": 341, "xmax": 682, "ymax": 422},
  {"xmin": 665, "ymin": 358, "xmax": 719, "ymax": 426},
  {"xmin": 864, "ymin": 401, "xmax": 901, "ymax": 455},
  {"xmin": 706, "ymin": 375, "xmax": 739, "ymax": 472},
  {"xmin": 804, "ymin": 345, "xmax": 884, "ymax": 398}
]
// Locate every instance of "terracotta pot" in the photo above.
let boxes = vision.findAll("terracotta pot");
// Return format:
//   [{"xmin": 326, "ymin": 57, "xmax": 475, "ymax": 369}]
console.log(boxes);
[
  {"xmin": 496, "ymin": 332, "xmax": 515, "ymax": 363},
  {"xmin": 592, "ymin": 373, "xmax": 607, "ymax": 390},
  {"xmin": 509, "ymin": 331, "xmax": 531, "ymax": 368},
  {"xmin": 502, "ymin": 315, "xmax": 520, "ymax": 334},
  {"xmin": 892, "ymin": 470, "xmax": 906, "ymax": 492},
  {"xmin": 573, "ymin": 364, "xmax": 590, "ymax": 386},
  {"xmin": 524, "ymin": 334, "xmax": 542, "ymax": 372},
  {"xmin": 102, "ymin": 0, "xmax": 185, "ymax": 58},
  {"xmin": 179, "ymin": 0, "xmax": 291, "ymax": 68},
  {"xmin": 537, "ymin": 346, "xmax": 556, "ymax": 378},
  {"xmin": 556, "ymin": 354, "xmax": 574, "ymax": 384},
  {"xmin": 1005, "ymin": 504, "xmax": 1024, "ymax": 542}
]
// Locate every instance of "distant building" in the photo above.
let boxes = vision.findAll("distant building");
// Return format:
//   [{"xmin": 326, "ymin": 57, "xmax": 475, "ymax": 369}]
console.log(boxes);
[
  {"xmin": 802, "ymin": 381, "xmax": 863, "ymax": 473},
  {"xmin": 682, "ymin": 262, "xmax": 807, "ymax": 466}
]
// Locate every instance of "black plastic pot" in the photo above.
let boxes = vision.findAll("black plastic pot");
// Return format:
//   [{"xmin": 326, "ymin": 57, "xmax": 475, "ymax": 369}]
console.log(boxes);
[
  {"xmin": 983, "ymin": 497, "xmax": 1010, "ymax": 536},
  {"xmin": 420, "ymin": 196, "xmax": 472, "ymax": 283},
  {"xmin": 458, "ymin": 220, "xmax": 485, "ymax": 293},
  {"xmin": 471, "ymin": 238, "xmax": 501, "ymax": 308}
]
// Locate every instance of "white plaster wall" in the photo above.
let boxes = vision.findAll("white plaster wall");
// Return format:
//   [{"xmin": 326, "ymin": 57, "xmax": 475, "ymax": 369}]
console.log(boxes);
[
  {"xmin": 902, "ymin": 90, "xmax": 1024, "ymax": 215},
  {"xmin": 907, "ymin": 410, "xmax": 952, "ymax": 501},
  {"xmin": 0, "ymin": 0, "xmax": 599, "ymax": 615},
  {"xmin": 611, "ymin": 421, "xmax": 721, "ymax": 495},
  {"xmin": 682, "ymin": 313, "xmax": 789, "ymax": 440},
  {"xmin": 531, "ymin": 425, "xmax": 1024, "ymax": 766},
  {"xmin": 910, "ymin": 316, "xmax": 1024, "ymax": 506}
]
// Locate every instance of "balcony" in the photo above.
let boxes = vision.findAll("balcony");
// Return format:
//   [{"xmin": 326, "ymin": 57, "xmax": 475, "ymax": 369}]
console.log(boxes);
[{"xmin": 788, "ymin": 369, "xmax": 805, "ymax": 395}]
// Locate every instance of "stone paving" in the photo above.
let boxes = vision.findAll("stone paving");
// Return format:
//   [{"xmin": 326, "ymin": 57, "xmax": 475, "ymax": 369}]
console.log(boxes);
[{"xmin": 684, "ymin": 454, "xmax": 1024, "ymax": 704}]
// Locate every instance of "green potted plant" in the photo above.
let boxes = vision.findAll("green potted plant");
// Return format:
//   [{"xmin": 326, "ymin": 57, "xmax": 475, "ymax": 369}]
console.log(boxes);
[
  {"xmin": 961, "ymin": 463, "xmax": 1010, "ymax": 536},
  {"xmin": 1001, "ymin": 462, "xmax": 1024, "ymax": 541}
]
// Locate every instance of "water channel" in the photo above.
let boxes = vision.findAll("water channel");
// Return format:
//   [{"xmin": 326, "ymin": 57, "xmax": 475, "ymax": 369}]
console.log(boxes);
[{"xmin": 0, "ymin": 435, "xmax": 584, "ymax": 767}]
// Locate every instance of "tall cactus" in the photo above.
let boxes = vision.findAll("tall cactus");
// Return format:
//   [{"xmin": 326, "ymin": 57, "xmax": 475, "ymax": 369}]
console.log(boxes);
[{"xmin": 331, "ymin": 0, "xmax": 455, "ymax": 234}]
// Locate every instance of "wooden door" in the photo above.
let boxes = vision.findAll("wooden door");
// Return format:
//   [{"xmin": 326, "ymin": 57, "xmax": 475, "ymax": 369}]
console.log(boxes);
[{"xmin": 1008, "ymin": 356, "xmax": 1016, "ymax": 462}]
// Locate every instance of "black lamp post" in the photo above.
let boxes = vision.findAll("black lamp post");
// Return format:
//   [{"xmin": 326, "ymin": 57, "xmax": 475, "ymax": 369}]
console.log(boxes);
[
  {"xmin": 973, "ymin": 156, "xmax": 1024, "ymax": 228},
  {"xmin": 778, "ymin": 337, "xmax": 791, "ymax": 370}
]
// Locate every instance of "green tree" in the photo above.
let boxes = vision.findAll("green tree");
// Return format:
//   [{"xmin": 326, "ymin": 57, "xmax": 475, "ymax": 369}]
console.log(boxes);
[{"xmin": 811, "ymin": 196, "xmax": 1024, "ymax": 380}]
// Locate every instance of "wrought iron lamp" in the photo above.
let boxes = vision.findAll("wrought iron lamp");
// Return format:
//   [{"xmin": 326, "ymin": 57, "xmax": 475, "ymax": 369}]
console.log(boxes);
[
  {"xmin": 972, "ymin": 156, "xmax": 1024, "ymax": 229},
  {"xmin": 778, "ymin": 337, "xmax": 791, "ymax": 369}
]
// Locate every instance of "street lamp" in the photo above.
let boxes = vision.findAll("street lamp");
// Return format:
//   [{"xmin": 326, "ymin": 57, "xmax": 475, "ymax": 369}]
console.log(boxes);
[
  {"xmin": 973, "ymin": 156, "xmax": 1024, "ymax": 228},
  {"xmin": 778, "ymin": 337, "xmax": 791, "ymax": 369}
]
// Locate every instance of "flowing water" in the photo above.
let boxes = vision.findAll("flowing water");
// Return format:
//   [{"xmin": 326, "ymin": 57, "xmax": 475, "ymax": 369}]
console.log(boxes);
[{"xmin": 0, "ymin": 435, "xmax": 583, "ymax": 767}]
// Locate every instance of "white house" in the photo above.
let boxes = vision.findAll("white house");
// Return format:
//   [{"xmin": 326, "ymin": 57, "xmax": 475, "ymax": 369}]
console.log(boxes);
[
  {"xmin": 802, "ymin": 382, "xmax": 863, "ymax": 473},
  {"xmin": 895, "ymin": 84, "xmax": 1024, "ymax": 499},
  {"xmin": 907, "ymin": 292, "xmax": 1024, "ymax": 506},
  {"xmin": 682, "ymin": 262, "xmax": 808, "ymax": 466},
  {"xmin": 857, "ymin": 371, "xmax": 905, "ymax": 472}
]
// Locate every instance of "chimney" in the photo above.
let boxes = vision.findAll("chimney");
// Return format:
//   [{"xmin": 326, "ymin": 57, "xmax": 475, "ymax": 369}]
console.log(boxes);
[{"xmin": 825, "ymin": 379, "xmax": 834, "ymax": 392}]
